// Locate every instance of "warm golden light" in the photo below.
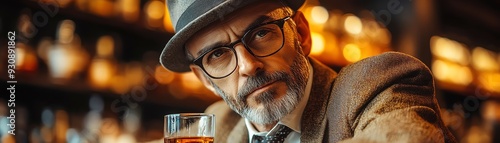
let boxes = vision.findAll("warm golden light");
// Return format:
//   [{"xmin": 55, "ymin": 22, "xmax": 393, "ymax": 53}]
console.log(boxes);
[
  {"xmin": 97, "ymin": 35, "xmax": 115, "ymax": 57},
  {"xmin": 54, "ymin": 110, "xmax": 69, "ymax": 143},
  {"xmin": 47, "ymin": 46, "xmax": 77, "ymax": 79},
  {"xmin": 1, "ymin": 135, "xmax": 15, "ymax": 143},
  {"xmin": 310, "ymin": 32, "xmax": 325, "ymax": 56},
  {"xmin": 110, "ymin": 73, "xmax": 129, "ymax": 94},
  {"xmin": 116, "ymin": 134, "xmax": 136, "ymax": 143},
  {"xmin": 155, "ymin": 65, "xmax": 175, "ymax": 84},
  {"xmin": 169, "ymin": 72, "xmax": 204, "ymax": 99},
  {"xmin": 125, "ymin": 62, "xmax": 145, "ymax": 87},
  {"xmin": 89, "ymin": 0, "xmax": 114, "ymax": 17},
  {"xmin": 146, "ymin": 0, "xmax": 165, "ymax": 28},
  {"xmin": 180, "ymin": 72, "xmax": 203, "ymax": 91},
  {"xmin": 108, "ymin": 62, "xmax": 145, "ymax": 94},
  {"xmin": 57, "ymin": 20, "xmax": 75, "ymax": 44},
  {"xmin": 311, "ymin": 6, "xmax": 329, "ymax": 24},
  {"xmin": 343, "ymin": 43, "xmax": 361, "ymax": 62},
  {"xmin": 47, "ymin": 20, "xmax": 89, "ymax": 79},
  {"xmin": 478, "ymin": 72, "xmax": 500, "ymax": 93},
  {"xmin": 90, "ymin": 35, "xmax": 118, "ymax": 89},
  {"xmin": 41, "ymin": 126, "xmax": 53, "ymax": 142},
  {"xmin": 100, "ymin": 118, "xmax": 120, "ymax": 143},
  {"xmin": 146, "ymin": 0, "xmax": 165, "ymax": 20},
  {"xmin": 430, "ymin": 36, "xmax": 470, "ymax": 65},
  {"xmin": 498, "ymin": 54, "xmax": 500, "ymax": 65},
  {"xmin": 344, "ymin": 14, "xmax": 362, "ymax": 35},
  {"xmin": 37, "ymin": 37, "xmax": 53, "ymax": 62},
  {"xmin": 119, "ymin": 0, "xmax": 140, "ymax": 22},
  {"xmin": 483, "ymin": 101, "xmax": 500, "ymax": 123},
  {"xmin": 432, "ymin": 60, "xmax": 447, "ymax": 82},
  {"xmin": 163, "ymin": 3, "xmax": 175, "ymax": 33},
  {"xmin": 472, "ymin": 47, "xmax": 499, "ymax": 71},
  {"xmin": 15, "ymin": 44, "xmax": 26, "ymax": 68},
  {"xmin": 432, "ymin": 59, "xmax": 473, "ymax": 86},
  {"xmin": 89, "ymin": 59, "xmax": 115, "ymax": 88},
  {"xmin": 362, "ymin": 20, "xmax": 391, "ymax": 46}
]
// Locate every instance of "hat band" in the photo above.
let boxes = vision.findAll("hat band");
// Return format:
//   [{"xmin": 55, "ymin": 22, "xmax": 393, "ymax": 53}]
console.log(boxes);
[{"xmin": 175, "ymin": 0, "xmax": 226, "ymax": 31}]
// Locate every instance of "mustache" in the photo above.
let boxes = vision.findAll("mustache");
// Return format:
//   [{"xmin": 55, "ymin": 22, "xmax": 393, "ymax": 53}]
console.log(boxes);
[{"xmin": 237, "ymin": 71, "xmax": 289, "ymax": 100}]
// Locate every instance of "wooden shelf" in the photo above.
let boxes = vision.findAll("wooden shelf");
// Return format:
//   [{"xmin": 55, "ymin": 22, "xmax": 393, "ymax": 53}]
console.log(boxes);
[
  {"xmin": 16, "ymin": 0, "xmax": 173, "ymax": 44},
  {"xmin": 0, "ymin": 70, "xmax": 219, "ymax": 111}
]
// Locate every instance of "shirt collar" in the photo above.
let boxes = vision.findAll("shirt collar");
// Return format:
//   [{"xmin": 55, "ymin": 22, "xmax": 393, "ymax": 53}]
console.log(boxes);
[{"xmin": 245, "ymin": 59, "xmax": 314, "ymax": 135}]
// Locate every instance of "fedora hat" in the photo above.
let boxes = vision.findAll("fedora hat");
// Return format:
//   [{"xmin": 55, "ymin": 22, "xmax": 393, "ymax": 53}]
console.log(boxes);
[{"xmin": 160, "ymin": 0, "xmax": 305, "ymax": 72}]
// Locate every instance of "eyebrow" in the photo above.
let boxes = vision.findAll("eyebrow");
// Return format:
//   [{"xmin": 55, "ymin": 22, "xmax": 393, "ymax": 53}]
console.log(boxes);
[{"xmin": 195, "ymin": 15, "xmax": 273, "ymax": 57}]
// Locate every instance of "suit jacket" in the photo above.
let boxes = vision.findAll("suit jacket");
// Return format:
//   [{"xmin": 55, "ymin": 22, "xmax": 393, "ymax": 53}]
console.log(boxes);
[{"xmin": 205, "ymin": 52, "xmax": 456, "ymax": 143}]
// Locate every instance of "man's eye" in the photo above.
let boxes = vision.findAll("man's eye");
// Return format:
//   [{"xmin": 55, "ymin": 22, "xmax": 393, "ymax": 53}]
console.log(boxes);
[
  {"xmin": 210, "ymin": 49, "xmax": 224, "ymax": 58},
  {"xmin": 207, "ymin": 48, "xmax": 232, "ymax": 62},
  {"xmin": 254, "ymin": 30, "xmax": 270, "ymax": 39}
]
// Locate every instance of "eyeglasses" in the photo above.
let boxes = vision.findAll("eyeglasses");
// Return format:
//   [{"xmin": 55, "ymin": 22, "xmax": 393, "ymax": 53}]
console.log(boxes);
[{"xmin": 192, "ymin": 16, "xmax": 291, "ymax": 79}]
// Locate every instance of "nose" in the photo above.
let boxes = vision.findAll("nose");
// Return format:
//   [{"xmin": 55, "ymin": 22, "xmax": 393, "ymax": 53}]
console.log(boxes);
[{"xmin": 234, "ymin": 44, "xmax": 264, "ymax": 77}]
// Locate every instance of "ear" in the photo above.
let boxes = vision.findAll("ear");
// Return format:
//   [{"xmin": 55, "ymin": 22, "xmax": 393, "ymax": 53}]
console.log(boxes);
[
  {"xmin": 291, "ymin": 11, "xmax": 312, "ymax": 56},
  {"xmin": 189, "ymin": 65, "xmax": 217, "ymax": 94}
]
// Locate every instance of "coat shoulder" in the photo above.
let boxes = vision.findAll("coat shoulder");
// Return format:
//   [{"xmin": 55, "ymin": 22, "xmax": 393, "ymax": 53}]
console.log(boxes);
[{"xmin": 327, "ymin": 52, "xmax": 456, "ymax": 142}]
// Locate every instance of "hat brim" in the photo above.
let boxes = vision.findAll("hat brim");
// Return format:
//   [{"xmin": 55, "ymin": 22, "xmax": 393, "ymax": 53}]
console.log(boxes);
[{"xmin": 160, "ymin": 0, "xmax": 305, "ymax": 72}]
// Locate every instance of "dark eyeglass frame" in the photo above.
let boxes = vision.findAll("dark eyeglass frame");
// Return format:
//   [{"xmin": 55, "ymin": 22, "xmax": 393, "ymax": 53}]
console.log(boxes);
[{"xmin": 192, "ymin": 16, "xmax": 291, "ymax": 79}]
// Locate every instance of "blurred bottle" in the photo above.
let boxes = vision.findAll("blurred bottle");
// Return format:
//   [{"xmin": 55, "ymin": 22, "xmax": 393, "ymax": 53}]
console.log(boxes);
[
  {"xmin": 99, "ymin": 118, "xmax": 120, "ymax": 143},
  {"xmin": 144, "ymin": 0, "xmax": 165, "ymax": 28},
  {"xmin": 88, "ymin": 35, "xmax": 118, "ymax": 89},
  {"xmin": 54, "ymin": 110, "xmax": 69, "ymax": 143},
  {"xmin": 82, "ymin": 95, "xmax": 104, "ymax": 142},
  {"xmin": 15, "ymin": 43, "xmax": 38, "ymax": 72},
  {"xmin": 47, "ymin": 20, "xmax": 89, "ymax": 80},
  {"xmin": 66, "ymin": 128, "xmax": 82, "ymax": 143},
  {"xmin": 102, "ymin": 108, "xmax": 140, "ymax": 143},
  {"xmin": 482, "ymin": 101, "xmax": 500, "ymax": 143},
  {"xmin": 40, "ymin": 108, "xmax": 55, "ymax": 143},
  {"xmin": 16, "ymin": 11, "xmax": 38, "ymax": 72},
  {"xmin": 123, "ymin": 108, "xmax": 141, "ymax": 135},
  {"xmin": 116, "ymin": 0, "xmax": 140, "ymax": 22}
]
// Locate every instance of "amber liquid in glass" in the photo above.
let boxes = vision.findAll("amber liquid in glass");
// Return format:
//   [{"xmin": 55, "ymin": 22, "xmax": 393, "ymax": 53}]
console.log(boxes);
[{"xmin": 164, "ymin": 137, "xmax": 214, "ymax": 143}]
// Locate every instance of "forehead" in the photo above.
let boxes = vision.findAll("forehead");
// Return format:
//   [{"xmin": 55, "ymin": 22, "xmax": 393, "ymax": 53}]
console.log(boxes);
[{"xmin": 185, "ymin": 1, "xmax": 286, "ymax": 57}]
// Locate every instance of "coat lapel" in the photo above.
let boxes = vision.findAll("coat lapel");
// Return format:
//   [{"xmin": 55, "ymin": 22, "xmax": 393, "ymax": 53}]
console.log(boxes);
[
  {"xmin": 300, "ymin": 58, "xmax": 337, "ymax": 143},
  {"xmin": 226, "ymin": 118, "xmax": 249, "ymax": 142}
]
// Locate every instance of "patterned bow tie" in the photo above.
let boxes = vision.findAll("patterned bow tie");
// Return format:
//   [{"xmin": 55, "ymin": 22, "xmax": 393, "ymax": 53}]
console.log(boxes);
[{"xmin": 251, "ymin": 125, "xmax": 293, "ymax": 143}]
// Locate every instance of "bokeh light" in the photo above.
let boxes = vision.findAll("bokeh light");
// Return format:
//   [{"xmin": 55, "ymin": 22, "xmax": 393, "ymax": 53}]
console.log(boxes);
[
  {"xmin": 311, "ymin": 6, "xmax": 329, "ymax": 24},
  {"xmin": 344, "ymin": 14, "xmax": 363, "ymax": 35},
  {"xmin": 310, "ymin": 32, "xmax": 325, "ymax": 56},
  {"xmin": 343, "ymin": 43, "xmax": 361, "ymax": 62}
]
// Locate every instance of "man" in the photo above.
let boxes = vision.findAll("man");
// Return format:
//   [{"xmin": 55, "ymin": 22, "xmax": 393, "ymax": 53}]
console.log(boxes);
[{"xmin": 160, "ymin": 0, "xmax": 456, "ymax": 142}]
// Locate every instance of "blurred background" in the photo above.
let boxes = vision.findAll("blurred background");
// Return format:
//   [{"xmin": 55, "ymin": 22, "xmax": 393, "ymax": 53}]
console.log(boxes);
[{"xmin": 0, "ymin": 0, "xmax": 499, "ymax": 142}]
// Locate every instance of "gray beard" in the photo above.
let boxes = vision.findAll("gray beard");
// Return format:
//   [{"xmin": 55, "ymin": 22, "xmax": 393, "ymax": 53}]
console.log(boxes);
[{"xmin": 208, "ymin": 49, "xmax": 310, "ymax": 124}]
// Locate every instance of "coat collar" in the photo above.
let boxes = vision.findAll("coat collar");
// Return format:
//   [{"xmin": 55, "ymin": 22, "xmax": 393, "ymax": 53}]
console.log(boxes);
[
  {"xmin": 227, "ymin": 118, "xmax": 249, "ymax": 142},
  {"xmin": 300, "ymin": 58, "xmax": 337, "ymax": 142}
]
